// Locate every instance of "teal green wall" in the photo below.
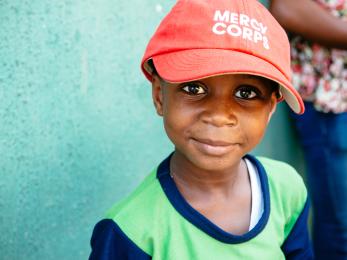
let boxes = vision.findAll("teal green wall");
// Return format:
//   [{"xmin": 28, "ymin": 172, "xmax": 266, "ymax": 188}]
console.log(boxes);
[
  {"xmin": 0, "ymin": 1, "xmax": 304, "ymax": 259},
  {"xmin": 259, "ymin": 0, "xmax": 270, "ymax": 8}
]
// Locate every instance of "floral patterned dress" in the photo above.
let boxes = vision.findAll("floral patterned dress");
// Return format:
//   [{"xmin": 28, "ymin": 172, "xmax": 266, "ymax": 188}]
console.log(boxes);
[{"xmin": 290, "ymin": 0, "xmax": 347, "ymax": 113}]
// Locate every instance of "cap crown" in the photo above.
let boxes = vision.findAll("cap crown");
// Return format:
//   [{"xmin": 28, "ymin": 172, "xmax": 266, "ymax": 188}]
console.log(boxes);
[{"xmin": 142, "ymin": 0, "xmax": 291, "ymax": 82}]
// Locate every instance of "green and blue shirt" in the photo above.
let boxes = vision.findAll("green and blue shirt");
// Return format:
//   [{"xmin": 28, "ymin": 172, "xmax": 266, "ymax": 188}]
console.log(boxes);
[{"xmin": 89, "ymin": 154, "xmax": 313, "ymax": 259}]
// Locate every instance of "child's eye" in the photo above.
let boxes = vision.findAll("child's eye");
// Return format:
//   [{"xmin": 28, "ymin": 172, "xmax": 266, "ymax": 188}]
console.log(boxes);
[
  {"xmin": 235, "ymin": 86, "xmax": 259, "ymax": 99},
  {"xmin": 181, "ymin": 83, "xmax": 206, "ymax": 95}
]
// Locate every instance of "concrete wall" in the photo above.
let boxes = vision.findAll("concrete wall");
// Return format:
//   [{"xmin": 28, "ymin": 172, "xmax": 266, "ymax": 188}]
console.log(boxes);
[{"xmin": 0, "ymin": 0, "xmax": 304, "ymax": 259}]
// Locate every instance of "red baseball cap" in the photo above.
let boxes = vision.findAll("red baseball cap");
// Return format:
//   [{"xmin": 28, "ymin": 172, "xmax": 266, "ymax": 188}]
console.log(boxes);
[{"xmin": 141, "ymin": 0, "xmax": 305, "ymax": 114}]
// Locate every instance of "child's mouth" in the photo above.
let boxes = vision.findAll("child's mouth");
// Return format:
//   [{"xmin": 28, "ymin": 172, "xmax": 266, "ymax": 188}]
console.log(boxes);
[{"xmin": 191, "ymin": 137, "xmax": 238, "ymax": 156}]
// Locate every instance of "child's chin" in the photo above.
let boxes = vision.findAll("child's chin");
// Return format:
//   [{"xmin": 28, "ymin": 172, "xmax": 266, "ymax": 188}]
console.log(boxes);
[{"xmin": 190, "ymin": 155, "xmax": 242, "ymax": 172}]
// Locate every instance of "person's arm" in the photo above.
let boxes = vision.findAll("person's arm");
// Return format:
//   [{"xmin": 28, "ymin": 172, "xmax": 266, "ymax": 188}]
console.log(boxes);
[
  {"xmin": 89, "ymin": 219, "xmax": 151, "ymax": 260},
  {"xmin": 270, "ymin": 0, "xmax": 347, "ymax": 50}
]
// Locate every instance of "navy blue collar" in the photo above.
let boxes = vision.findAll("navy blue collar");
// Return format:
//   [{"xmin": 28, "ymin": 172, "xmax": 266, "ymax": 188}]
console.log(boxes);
[{"xmin": 157, "ymin": 153, "xmax": 271, "ymax": 244}]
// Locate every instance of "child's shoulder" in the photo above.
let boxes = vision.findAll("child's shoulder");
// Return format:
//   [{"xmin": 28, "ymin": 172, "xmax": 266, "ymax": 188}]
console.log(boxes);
[
  {"xmin": 97, "ymin": 167, "xmax": 170, "ymax": 254},
  {"xmin": 256, "ymin": 156, "xmax": 308, "ymax": 233},
  {"xmin": 105, "ymin": 168, "xmax": 164, "ymax": 221},
  {"xmin": 256, "ymin": 156, "xmax": 306, "ymax": 192},
  {"xmin": 91, "ymin": 169, "xmax": 166, "ymax": 257}
]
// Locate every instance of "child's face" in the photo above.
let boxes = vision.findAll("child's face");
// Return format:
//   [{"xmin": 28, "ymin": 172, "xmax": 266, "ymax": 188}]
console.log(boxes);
[{"xmin": 152, "ymin": 74, "xmax": 277, "ymax": 172}]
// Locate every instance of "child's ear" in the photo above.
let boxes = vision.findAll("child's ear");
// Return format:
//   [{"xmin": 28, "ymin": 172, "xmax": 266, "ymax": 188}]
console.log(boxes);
[
  {"xmin": 268, "ymin": 93, "xmax": 278, "ymax": 123},
  {"xmin": 152, "ymin": 75, "xmax": 164, "ymax": 116}
]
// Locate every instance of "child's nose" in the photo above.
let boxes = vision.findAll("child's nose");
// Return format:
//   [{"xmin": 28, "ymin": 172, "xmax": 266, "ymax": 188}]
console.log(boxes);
[{"xmin": 200, "ymin": 98, "xmax": 238, "ymax": 127}]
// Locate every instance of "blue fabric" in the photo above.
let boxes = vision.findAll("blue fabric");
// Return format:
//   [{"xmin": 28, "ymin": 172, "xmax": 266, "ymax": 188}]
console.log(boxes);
[
  {"xmin": 89, "ymin": 219, "xmax": 151, "ymax": 260},
  {"xmin": 281, "ymin": 199, "xmax": 313, "ymax": 259},
  {"xmin": 291, "ymin": 101, "xmax": 347, "ymax": 259}
]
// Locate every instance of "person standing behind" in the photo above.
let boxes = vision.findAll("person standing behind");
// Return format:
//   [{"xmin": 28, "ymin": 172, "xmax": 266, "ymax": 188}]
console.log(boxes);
[{"xmin": 270, "ymin": 0, "xmax": 347, "ymax": 259}]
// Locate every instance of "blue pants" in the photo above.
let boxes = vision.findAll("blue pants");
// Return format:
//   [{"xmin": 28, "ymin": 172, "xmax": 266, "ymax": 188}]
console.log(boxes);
[{"xmin": 291, "ymin": 102, "xmax": 347, "ymax": 260}]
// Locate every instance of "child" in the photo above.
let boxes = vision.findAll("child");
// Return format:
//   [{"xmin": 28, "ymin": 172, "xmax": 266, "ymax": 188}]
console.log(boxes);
[{"xmin": 89, "ymin": 0, "xmax": 313, "ymax": 259}]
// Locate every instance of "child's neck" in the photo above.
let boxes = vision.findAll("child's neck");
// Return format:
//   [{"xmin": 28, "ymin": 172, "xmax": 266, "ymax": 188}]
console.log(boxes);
[
  {"xmin": 170, "ymin": 151, "xmax": 252, "ymax": 234},
  {"xmin": 170, "ymin": 151, "xmax": 248, "ymax": 198}
]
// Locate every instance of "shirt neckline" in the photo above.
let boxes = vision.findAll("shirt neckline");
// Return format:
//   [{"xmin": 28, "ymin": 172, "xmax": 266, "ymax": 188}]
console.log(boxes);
[
  {"xmin": 246, "ymin": 157, "xmax": 264, "ymax": 231},
  {"xmin": 156, "ymin": 153, "xmax": 271, "ymax": 244}
]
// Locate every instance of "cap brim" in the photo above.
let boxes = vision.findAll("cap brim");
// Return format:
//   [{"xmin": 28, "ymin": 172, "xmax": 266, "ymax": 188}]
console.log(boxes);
[{"xmin": 150, "ymin": 49, "xmax": 304, "ymax": 114}]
